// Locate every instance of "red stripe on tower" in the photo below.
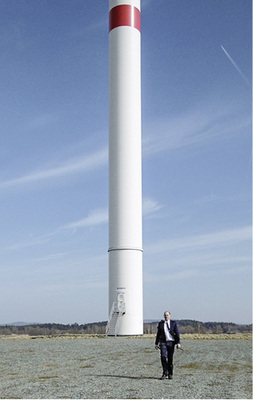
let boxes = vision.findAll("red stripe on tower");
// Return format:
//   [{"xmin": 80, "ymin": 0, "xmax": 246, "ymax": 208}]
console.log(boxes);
[{"xmin": 109, "ymin": 4, "xmax": 141, "ymax": 32}]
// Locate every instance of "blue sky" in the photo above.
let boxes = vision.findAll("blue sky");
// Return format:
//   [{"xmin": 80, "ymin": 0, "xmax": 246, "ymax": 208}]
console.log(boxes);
[{"xmin": 0, "ymin": 0, "xmax": 251, "ymax": 325}]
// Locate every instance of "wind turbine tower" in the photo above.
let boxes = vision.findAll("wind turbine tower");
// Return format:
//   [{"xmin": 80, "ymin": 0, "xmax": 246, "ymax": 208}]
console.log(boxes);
[{"xmin": 107, "ymin": 0, "xmax": 143, "ymax": 336}]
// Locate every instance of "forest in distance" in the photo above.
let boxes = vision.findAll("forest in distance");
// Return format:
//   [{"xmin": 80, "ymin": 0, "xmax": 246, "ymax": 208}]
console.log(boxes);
[{"xmin": 0, "ymin": 320, "xmax": 252, "ymax": 336}]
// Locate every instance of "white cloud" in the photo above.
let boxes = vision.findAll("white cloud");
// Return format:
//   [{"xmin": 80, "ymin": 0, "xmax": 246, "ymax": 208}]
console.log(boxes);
[
  {"xmin": 26, "ymin": 253, "xmax": 67, "ymax": 263},
  {"xmin": 25, "ymin": 112, "xmax": 59, "ymax": 130},
  {"xmin": 142, "ymin": 105, "xmax": 250, "ymax": 157},
  {"xmin": 221, "ymin": 45, "xmax": 250, "ymax": 86},
  {"xmin": 0, "ymin": 235, "xmax": 50, "ymax": 254},
  {"xmin": 142, "ymin": 197, "xmax": 162, "ymax": 215},
  {"xmin": 144, "ymin": 226, "xmax": 251, "ymax": 282},
  {"xmin": 61, "ymin": 197, "xmax": 162, "ymax": 233},
  {"xmin": 0, "ymin": 197, "xmax": 163, "ymax": 254},
  {"xmin": 0, "ymin": 208, "xmax": 108, "ymax": 253},
  {"xmin": 146, "ymin": 226, "xmax": 251, "ymax": 255},
  {"xmin": 62, "ymin": 208, "xmax": 108, "ymax": 231},
  {"xmin": 0, "ymin": 148, "xmax": 107, "ymax": 190},
  {"xmin": 144, "ymin": 268, "xmax": 198, "ymax": 283},
  {"xmin": 60, "ymin": 198, "xmax": 162, "ymax": 233}
]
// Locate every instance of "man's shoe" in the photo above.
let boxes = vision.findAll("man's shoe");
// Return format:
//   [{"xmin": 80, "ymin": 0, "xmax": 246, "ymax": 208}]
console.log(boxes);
[
  {"xmin": 168, "ymin": 374, "xmax": 173, "ymax": 379},
  {"xmin": 160, "ymin": 375, "xmax": 167, "ymax": 380}
]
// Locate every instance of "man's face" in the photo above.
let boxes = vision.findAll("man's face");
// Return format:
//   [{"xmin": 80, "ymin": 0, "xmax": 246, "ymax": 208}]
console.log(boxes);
[{"xmin": 164, "ymin": 312, "xmax": 170, "ymax": 321}]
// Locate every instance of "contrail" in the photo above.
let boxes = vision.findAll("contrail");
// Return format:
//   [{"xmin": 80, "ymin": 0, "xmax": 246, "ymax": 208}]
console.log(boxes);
[{"xmin": 221, "ymin": 45, "xmax": 250, "ymax": 86}]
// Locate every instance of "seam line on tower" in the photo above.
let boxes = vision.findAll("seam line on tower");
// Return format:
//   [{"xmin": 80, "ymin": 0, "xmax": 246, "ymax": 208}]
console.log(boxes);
[{"xmin": 108, "ymin": 247, "xmax": 143, "ymax": 253}]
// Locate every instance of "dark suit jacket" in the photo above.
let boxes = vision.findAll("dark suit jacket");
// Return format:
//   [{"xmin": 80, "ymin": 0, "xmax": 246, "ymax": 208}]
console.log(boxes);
[{"xmin": 155, "ymin": 319, "xmax": 180, "ymax": 345}]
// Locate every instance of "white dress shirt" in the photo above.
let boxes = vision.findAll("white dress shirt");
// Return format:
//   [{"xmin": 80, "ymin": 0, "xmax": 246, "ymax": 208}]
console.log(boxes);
[{"xmin": 164, "ymin": 320, "xmax": 175, "ymax": 341}]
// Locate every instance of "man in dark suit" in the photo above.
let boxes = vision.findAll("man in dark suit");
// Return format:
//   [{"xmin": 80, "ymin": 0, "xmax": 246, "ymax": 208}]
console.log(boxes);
[{"xmin": 155, "ymin": 311, "xmax": 181, "ymax": 379}]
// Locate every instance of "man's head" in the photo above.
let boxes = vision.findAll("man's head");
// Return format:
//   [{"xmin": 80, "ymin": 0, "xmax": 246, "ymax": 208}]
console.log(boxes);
[{"xmin": 164, "ymin": 311, "xmax": 171, "ymax": 321}]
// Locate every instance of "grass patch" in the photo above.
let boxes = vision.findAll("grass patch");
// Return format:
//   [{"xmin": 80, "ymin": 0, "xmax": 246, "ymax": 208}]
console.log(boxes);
[
  {"xmin": 45, "ymin": 364, "xmax": 59, "ymax": 368},
  {"xmin": 207, "ymin": 364, "xmax": 239, "ymax": 372},
  {"xmin": 111, "ymin": 352, "xmax": 124, "ymax": 359},
  {"xmin": 36, "ymin": 376, "xmax": 58, "ymax": 381},
  {"xmin": 180, "ymin": 363, "xmax": 201, "ymax": 370},
  {"xmin": 180, "ymin": 333, "xmax": 252, "ymax": 340},
  {"xmin": 181, "ymin": 363, "xmax": 244, "ymax": 374}
]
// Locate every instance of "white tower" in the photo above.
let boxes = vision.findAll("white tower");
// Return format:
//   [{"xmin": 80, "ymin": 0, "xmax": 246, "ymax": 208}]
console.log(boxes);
[{"xmin": 108, "ymin": 0, "xmax": 143, "ymax": 335}]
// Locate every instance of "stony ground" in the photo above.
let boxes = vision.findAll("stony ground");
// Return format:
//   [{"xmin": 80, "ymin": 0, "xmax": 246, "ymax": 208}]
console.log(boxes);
[{"xmin": 0, "ymin": 337, "xmax": 252, "ymax": 399}]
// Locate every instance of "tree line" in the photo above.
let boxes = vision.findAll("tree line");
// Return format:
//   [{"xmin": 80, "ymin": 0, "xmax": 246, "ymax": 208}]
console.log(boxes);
[
  {"xmin": 0, "ymin": 320, "xmax": 251, "ymax": 336},
  {"xmin": 144, "ymin": 320, "xmax": 252, "ymax": 334}
]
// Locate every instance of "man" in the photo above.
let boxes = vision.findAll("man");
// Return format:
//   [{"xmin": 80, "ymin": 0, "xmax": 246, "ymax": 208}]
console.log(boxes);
[{"xmin": 155, "ymin": 311, "xmax": 181, "ymax": 379}]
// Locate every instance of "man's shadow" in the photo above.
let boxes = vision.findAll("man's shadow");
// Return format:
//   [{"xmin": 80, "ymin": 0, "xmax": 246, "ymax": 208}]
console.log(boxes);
[{"xmin": 92, "ymin": 374, "xmax": 159, "ymax": 380}]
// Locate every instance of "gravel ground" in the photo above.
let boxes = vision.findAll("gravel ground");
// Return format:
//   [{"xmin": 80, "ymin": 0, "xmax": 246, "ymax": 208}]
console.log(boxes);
[{"xmin": 0, "ymin": 337, "xmax": 252, "ymax": 399}]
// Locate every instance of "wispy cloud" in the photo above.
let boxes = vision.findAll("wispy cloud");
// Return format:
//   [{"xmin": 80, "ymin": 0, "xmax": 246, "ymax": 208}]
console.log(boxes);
[
  {"xmin": 221, "ymin": 45, "xmax": 250, "ymax": 86},
  {"xmin": 35, "ymin": 277, "xmax": 108, "ymax": 296},
  {"xmin": 193, "ymin": 193, "xmax": 250, "ymax": 206},
  {"xmin": 142, "ymin": 105, "xmax": 250, "ymax": 157},
  {"xmin": 60, "ymin": 197, "xmax": 162, "ymax": 233},
  {"xmin": 61, "ymin": 208, "xmax": 108, "ymax": 232},
  {"xmin": 144, "ymin": 226, "xmax": 251, "ymax": 282},
  {"xmin": 146, "ymin": 226, "xmax": 251, "ymax": 255},
  {"xmin": 0, "ymin": 196, "xmax": 164, "ymax": 254},
  {"xmin": 143, "ymin": 197, "xmax": 163, "ymax": 215},
  {"xmin": 0, "ymin": 208, "xmax": 108, "ymax": 254},
  {"xmin": 0, "ymin": 235, "xmax": 51, "ymax": 254},
  {"xmin": 0, "ymin": 148, "xmax": 107, "ymax": 190},
  {"xmin": 25, "ymin": 112, "xmax": 59, "ymax": 130},
  {"xmin": 144, "ymin": 268, "xmax": 198, "ymax": 282},
  {"xmin": 26, "ymin": 253, "xmax": 67, "ymax": 264}
]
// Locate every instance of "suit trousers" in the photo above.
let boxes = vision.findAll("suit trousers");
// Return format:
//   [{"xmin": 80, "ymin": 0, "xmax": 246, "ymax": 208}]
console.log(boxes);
[{"xmin": 160, "ymin": 341, "xmax": 175, "ymax": 376}]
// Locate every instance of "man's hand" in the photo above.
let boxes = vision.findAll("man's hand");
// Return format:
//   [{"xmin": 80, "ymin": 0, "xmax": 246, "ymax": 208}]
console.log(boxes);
[
  {"xmin": 176, "ymin": 344, "xmax": 181, "ymax": 349},
  {"xmin": 155, "ymin": 345, "xmax": 159, "ymax": 350}
]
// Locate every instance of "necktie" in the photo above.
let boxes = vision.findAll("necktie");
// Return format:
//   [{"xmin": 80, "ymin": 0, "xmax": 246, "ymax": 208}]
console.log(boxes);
[{"xmin": 166, "ymin": 322, "xmax": 170, "ymax": 332}]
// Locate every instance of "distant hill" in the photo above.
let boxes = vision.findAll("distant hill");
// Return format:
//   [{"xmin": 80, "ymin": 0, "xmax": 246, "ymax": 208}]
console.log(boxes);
[
  {"xmin": 0, "ymin": 321, "xmax": 39, "ymax": 327},
  {"xmin": 0, "ymin": 320, "xmax": 251, "ymax": 336}
]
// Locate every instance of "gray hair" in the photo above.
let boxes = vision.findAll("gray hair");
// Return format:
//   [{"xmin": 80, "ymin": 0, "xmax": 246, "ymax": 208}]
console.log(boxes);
[{"xmin": 164, "ymin": 311, "xmax": 171, "ymax": 316}]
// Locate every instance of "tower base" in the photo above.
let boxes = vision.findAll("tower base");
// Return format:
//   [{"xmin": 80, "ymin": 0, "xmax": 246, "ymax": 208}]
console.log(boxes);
[{"xmin": 108, "ymin": 249, "xmax": 143, "ymax": 336}]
